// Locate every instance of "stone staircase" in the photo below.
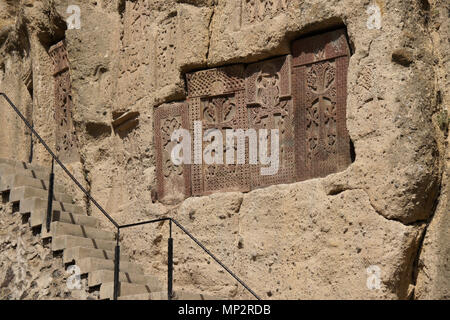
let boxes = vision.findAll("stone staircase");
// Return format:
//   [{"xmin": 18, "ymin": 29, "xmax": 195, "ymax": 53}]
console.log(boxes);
[{"xmin": 0, "ymin": 158, "xmax": 218, "ymax": 300}]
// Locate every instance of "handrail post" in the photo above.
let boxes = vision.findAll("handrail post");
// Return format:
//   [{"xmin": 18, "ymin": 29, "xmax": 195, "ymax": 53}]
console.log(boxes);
[
  {"xmin": 113, "ymin": 229, "xmax": 120, "ymax": 300},
  {"xmin": 29, "ymin": 122, "xmax": 34, "ymax": 164},
  {"xmin": 46, "ymin": 158, "xmax": 55, "ymax": 232},
  {"xmin": 168, "ymin": 219, "xmax": 173, "ymax": 300}
]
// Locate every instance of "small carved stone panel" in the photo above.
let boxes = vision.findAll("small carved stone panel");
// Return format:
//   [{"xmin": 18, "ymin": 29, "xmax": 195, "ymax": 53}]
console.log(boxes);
[
  {"xmin": 154, "ymin": 103, "xmax": 191, "ymax": 204},
  {"xmin": 154, "ymin": 29, "xmax": 352, "ymax": 200},
  {"xmin": 49, "ymin": 40, "xmax": 79, "ymax": 161},
  {"xmin": 187, "ymin": 65, "xmax": 251, "ymax": 196},
  {"xmin": 245, "ymin": 56, "xmax": 295, "ymax": 188},
  {"xmin": 241, "ymin": 0, "xmax": 289, "ymax": 25},
  {"xmin": 292, "ymin": 29, "xmax": 352, "ymax": 181},
  {"xmin": 156, "ymin": 13, "xmax": 178, "ymax": 89}
]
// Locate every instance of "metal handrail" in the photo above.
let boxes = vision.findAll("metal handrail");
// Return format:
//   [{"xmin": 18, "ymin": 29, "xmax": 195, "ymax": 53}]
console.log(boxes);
[
  {"xmin": 120, "ymin": 217, "xmax": 262, "ymax": 300},
  {"xmin": 0, "ymin": 92, "xmax": 261, "ymax": 300}
]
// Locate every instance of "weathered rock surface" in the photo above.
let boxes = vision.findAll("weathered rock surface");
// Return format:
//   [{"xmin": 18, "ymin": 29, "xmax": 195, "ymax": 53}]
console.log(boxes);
[
  {"xmin": 0, "ymin": 0, "xmax": 448, "ymax": 299},
  {"xmin": 0, "ymin": 203, "xmax": 93, "ymax": 300}
]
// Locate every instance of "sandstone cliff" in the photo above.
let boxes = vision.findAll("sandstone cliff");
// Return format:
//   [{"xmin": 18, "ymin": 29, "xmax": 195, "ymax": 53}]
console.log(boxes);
[{"xmin": 0, "ymin": 0, "xmax": 448, "ymax": 299}]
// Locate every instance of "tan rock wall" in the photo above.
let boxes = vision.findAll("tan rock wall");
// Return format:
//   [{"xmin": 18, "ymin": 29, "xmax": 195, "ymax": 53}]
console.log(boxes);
[
  {"xmin": 0, "ymin": 0, "xmax": 448, "ymax": 299},
  {"xmin": 0, "ymin": 203, "xmax": 93, "ymax": 300}
]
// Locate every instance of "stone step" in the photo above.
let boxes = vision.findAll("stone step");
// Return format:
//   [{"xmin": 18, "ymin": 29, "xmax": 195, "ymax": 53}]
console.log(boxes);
[
  {"xmin": 63, "ymin": 246, "xmax": 128, "ymax": 265},
  {"xmin": 88, "ymin": 269, "xmax": 162, "ymax": 288},
  {"xmin": 118, "ymin": 291, "xmax": 219, "ymax": 300},
  {"xmin": 100, "ymin": 282, "xmax": 156, "ymax": 300},
  {"xmin": 78, "ymin": 257, "xmax": 143, "ymax": 275},
  {"xmin": 42, "ymin": 221, "xmax": 115, "ymax": 241},
  {"xmin": 0, "ymin": 173, "xmax": 65, "ymax": 193},
  {"xmin": 20, "ymin": 197, "xmax": 84, "ymax": 216},
  {"xmin": 0, "ymin": 164, "xmax": 52, "ymax": 181},
  {"xmin": 30, "ymin": 209, "xmax": 98, "ymax": 228},
  {"xmin": 52, "ymin": 235, "xmax": 116, "ymax": 252},
  {"xmin": 0, "ymin": 158, "xmax": 49, "ymax": 173},
  {"xmin": 10, "ymin": 186, "xmax": 72, "ymax": 204}
]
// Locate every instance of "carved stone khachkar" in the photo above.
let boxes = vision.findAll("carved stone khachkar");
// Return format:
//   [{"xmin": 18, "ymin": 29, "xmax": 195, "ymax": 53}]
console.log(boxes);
[
  {"xmin": 154, "ymin": 28, "xmax": 352, "ymax": 201},
  {"xmin": 154, "ymin": 103, "xmax": 191, "ymax": 204},
  {"xmin": 241, "ymin": 0, "xmax": 290, "ymax": 25},
  {"xmin": 49, "ymin": 40, "xmax": 79, "ymax": 161},
  {"xmin": 292, "ymin": 29, "xmax": 352, "ymax": 181},
  {"xmin": 187, "ymin": 65, "xmax": 251, "ymax": 196}
]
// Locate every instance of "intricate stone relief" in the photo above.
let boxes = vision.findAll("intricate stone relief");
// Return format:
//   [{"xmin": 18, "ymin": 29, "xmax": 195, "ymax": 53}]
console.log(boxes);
[
  {"xmin": 292, "ymin": 29, "xmax": 351, "ymax": 181},
  {"xmin": 187, "ymin": 65, "xmax": 251, "ymax": 196},
  {"xmin": 241, "ymin": 0, "xmax": 289, "ymax": 25},
  {"xmin": 154, "ymin": 103, "xmax": 191, "ymax": 204},
  {"xmin": 49, "ymin": 41, "xmax": 79, "ymax": 161},
  {"xmin": 245, "ymin": 56, "xmax": 295, "ymax": 188},
  {"xmin": 187, "ymin": 65, "xmax": 246, "ymax": 98},
  {"xmin": 154, "ymin": 29, "xmax": 352, "ymax": 200}
]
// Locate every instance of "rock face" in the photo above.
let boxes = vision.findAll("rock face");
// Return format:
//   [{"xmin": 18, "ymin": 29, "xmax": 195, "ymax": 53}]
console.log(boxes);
[
  {"xmin": 0, "ymin": 0, "xmax": 448, "ymax": 299},
  {"xmin": 0, "ymin": 203, "xmax": 93, "ymax": 300}
]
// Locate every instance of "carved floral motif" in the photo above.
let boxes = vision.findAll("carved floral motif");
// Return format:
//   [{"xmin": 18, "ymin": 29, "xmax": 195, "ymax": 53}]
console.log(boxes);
[{"xmin": 49, "ymin": 41, "xmax": 78, "ymax": 161}]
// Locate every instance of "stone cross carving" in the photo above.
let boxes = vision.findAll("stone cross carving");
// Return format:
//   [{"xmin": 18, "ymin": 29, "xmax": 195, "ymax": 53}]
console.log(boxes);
[
  {"xmin": 154, "ymin": 28, "xmax": 352, "ymax": 202},
  {"xmin": 292, "ymin": 29, "xmax": 352, "ymax": 181},
  {"xmin": 49, "ymin": 40, "xmax": 79, "ymax": 162},
  {"xmin": 245, "ymin": 56, "xmax": 295, "ymax": 188},
  {"xmin": 241, "ymin": 0, "xmax": 289, "ymax": 25}
]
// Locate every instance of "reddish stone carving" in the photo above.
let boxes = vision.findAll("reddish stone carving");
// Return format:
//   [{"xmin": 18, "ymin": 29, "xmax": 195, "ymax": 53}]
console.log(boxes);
[
  {"xmin": 245, "ymin": 56, "xmax": 295, "ymax": 188},
  {"xmin": 49, "ymin": 41, "xmax": 79, "ymax": 161},
  {"xmin": 154, "ymin": 103, "xmax": 191, "ymax": 203},
  {"xmin": 292, "ymin": 29, "xmax": 352, "ymax": 181},
  {"xmin": 154, "ymin": 29, "xmax": 352, "ymax": 201},
  {"xmin": 187, "ymin": 65, "xmax": 251, "ymax": 196},
  {"xmin": 187, "ymin": 65, "xmax": 246, "ymax": 99}
]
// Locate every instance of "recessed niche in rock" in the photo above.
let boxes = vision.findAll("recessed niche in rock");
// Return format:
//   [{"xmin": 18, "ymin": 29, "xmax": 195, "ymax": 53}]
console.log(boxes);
[
  {"xmin": 154, "ymin": 28, "xmax": 352, "ymax": 202},
  {"xmin": 49, "ymin": 40, "xmax": 79, "ymax": 162}
]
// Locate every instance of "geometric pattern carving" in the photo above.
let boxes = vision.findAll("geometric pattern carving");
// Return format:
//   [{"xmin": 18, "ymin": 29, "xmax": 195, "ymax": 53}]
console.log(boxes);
[
  {"xmin": 245, "ymin": 56, "xmax": 295, "ymax": 188},
  {"xmin": 154, "ymin": 29, "xmax": 352, "ymax": 200},
  {"xmin": 187, "ymin": 65, "xmax": 246, "ymax": 99},
  {"xmin": 49, "ymin": 40, "xmax": 79, "ymax": 161},
  {"xmin": 292, "ymin": 28, "xmax": 352, "ymax": 181},
  {"xmin": 154, "ymin": 103, "xmax": 191, "ymax": 204},
  {"xmin": 187, "ymin": 65, "xmax": 251, "ymax": 196},
  {"xmin": 241, "ymin": 0, "xmax": 289, "ymax": 25}
]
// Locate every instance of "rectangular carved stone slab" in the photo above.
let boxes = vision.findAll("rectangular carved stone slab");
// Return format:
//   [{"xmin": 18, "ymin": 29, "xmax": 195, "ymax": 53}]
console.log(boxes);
[
  {"xmin": 292, "ymin": 29, "xmax": 352, "ymax": 181},
  {"xmin": 187, "ymin": 65, "xmax": 246, "ymax": 99},
  {"xmin": 187, "ymin": 65, "xmax": 251, "ymax": 196},
  {"xmin": 245, "ymin": 56, "xmax": 295, "ymax": 188},
  {"xmin": 154, "ymin": 103, "xmax": 191, "ymax": 204},
  {"xmin": 156, "ymin": 13, "xmax": 178, "ymax": 89},
  {"xmin": 49, "ymin": 40, "xmax": 79, "ymax": 162},
  {"xmin": 49, "ymin": 41, "xmax": 70, "ymax": 76}
]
